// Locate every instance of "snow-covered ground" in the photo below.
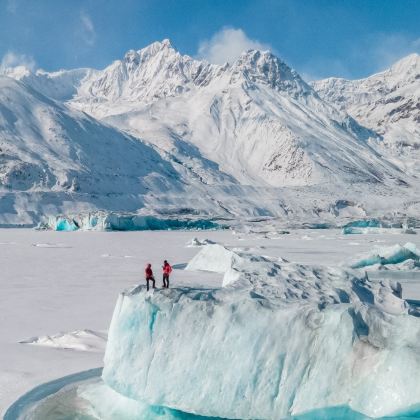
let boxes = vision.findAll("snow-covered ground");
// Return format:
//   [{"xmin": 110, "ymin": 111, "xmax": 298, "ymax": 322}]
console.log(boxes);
[{"xmin": 2, "ymin": 228, "xmax": 420, "ymax": 418}]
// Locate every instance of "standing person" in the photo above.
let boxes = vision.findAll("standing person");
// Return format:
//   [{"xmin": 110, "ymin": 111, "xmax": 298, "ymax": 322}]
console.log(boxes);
[
  {"xmin": 145, "ymin": 263, "xmax": 155, "ymax": 291},
  {"xmin": 162, "ymin": 260, "xmax": 172, "ymax": 288}
]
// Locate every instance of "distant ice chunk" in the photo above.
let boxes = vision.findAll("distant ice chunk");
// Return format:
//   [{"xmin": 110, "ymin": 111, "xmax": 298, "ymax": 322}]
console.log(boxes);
[
  {"xmin": 102, "ymin": 248, "xmax": 420, "ymax": 418},
  {"xmin": 344, "ymin": 226, "xmax": 416, "ymax": 234},
  {"xmin": 32, "ymin": 242, "xmax": 71, "ymax": 248},
  {"xmin": 20, "ymin": 329, "xmax": 107, "ymax": 352},
  {"xmin": 343, "ymin": 219, "xmax": 416, "ymax": 234},
  {"xmin": 345, "ymin": 219, "xmax": 382, "ymax": 228},
  {"xmin": 185, "ymin": 237, "xmax": 216, "ymax": 247},
  {"xmin": 351, "ymin": 242, "xmax": 420, "ymax": 269}
]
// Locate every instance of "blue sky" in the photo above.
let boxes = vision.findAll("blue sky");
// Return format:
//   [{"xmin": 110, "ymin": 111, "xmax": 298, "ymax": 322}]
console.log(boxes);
[{"xmin": 1, "ymin": 0, "xmax": 420, "ymax": 80}]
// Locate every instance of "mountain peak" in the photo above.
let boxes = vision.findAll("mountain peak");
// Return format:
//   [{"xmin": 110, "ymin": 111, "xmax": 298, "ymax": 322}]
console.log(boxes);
[
  {"xmin": 232, "ymin": 49, "xmax": 310, "ymax": 94},
  {"xmin": 123, "ymin": 39, "xmax": 176, "ymax": 64}
]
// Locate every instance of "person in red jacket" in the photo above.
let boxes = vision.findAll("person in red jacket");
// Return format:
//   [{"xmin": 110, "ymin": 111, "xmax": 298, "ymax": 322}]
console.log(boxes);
[
  {"xmin": 145, "ymin": 263, "xmax": 155, "ymax": 291},
  {"xmin": 162, "ymin": 260, "xmax": 172, "ymax": 288}
]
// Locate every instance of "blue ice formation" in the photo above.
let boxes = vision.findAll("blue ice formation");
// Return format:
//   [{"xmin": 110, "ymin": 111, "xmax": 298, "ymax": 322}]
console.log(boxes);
[
  {"xmin": 103, "ymin": 214, "xmax": 221, "ymax": 231},
  {"xmin": 55, "ymin": 218, "xmax": 78, "ymax": 231},
  {"xmin": 343, "ymin": 219, "xmax": 382, "ymax": 234},
  {"xmin": 342, "ymin": 219, "xmax": 416, "ymax": 235},
  {"xmin": 102, "ymin": 246, "xmax": 420, "ymax": 419},
  {"xmin": 345, "ymin": 219, "xmax": 382, "ymax": 228},
  {"xmin": 351, "ymin": 242, "xmax": 420, "ymax": 269},
  {"xmin": 47, "ymin": 213, "xmax": 225, "ymax": 232}
]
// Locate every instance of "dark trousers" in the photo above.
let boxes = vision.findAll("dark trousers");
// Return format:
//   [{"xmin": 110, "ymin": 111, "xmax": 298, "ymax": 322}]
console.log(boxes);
[
  {"xmin": 163, "ymin": 274, "xmax": 170, "ymax": 288},
  {"xmin": 146, "ymin": 277, "xmax": 155, "ymax": 291}
]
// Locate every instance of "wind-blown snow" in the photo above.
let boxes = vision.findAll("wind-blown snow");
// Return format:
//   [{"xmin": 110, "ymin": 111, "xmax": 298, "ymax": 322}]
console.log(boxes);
[{"xmin": 102, "ymin": 245, "xmax": 420, "ymax": 418}]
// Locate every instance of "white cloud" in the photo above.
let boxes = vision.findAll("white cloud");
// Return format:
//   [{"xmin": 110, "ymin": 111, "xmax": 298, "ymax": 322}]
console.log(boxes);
[
  {"xmin": 197, "ymin": 27, "xmax": 272, "ymax": 65},
  {"xmin": 80, "ymin": 11, "xmax": 96, "ymax": 47},
  {"xmin": 0, "ymin": 51, "xmax": 36, "ymax": 71}
]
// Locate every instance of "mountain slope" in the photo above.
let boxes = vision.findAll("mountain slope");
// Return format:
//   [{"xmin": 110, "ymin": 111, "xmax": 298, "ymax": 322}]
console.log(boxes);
[
  {"xmin": 0, "ymin": 76, "xmax": 181, "ymax": 195},
  {"xmin": 312, "ymin": 54, "xmax": 420, "ymax": 174}
]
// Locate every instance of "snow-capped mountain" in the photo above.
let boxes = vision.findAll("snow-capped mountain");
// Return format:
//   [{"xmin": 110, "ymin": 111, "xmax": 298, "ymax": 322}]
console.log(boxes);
[
  {"xmin": 69, "ymin": 41, "xmax": 405, "ymax": 188},
  {"xmin": 313, "ymin": 54, "xmax": 420, "ymax": 174},
  {"xmin": 0, "ymin": 40, "xmax": 419, "ymax": 225}
]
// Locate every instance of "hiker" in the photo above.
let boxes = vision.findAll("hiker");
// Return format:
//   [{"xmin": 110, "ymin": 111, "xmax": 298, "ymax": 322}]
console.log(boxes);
[
  {"xmin": 145, "ymin": 263, "xmax": 156, "ymax": 291},
  {"xmin": 162, "ymin": 260, "xmax": 172, "ymax": 288}
]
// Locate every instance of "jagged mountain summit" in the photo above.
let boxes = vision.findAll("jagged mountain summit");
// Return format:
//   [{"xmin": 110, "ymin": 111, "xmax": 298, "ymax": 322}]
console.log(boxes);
[{"xmin": 0, "ymin": 40, "xmax": 418, "ymax": 225}]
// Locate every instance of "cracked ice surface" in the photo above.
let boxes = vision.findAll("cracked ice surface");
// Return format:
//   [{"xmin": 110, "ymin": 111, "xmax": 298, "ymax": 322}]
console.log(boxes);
[{"xmin": 103, "ymin": 246, "xmax": 420, "ymax": 419}]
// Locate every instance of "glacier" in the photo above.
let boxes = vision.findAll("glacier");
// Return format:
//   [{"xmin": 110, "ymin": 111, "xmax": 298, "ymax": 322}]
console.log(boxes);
[
  {"xmin": 101, "ymin": 245, "xmax": 420, "ymax": 419},
  {"xmin": 45, "ymin": 213, "xmax": 224, "ymax": 231}
]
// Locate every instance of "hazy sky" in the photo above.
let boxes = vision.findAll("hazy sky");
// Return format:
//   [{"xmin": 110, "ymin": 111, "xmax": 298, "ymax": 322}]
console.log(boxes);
[{"xmin": 1, "ymin": 0, "xmax": 420, "ymax": 80}]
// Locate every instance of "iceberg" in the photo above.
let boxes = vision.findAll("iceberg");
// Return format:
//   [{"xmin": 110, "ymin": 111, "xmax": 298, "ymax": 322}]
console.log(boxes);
[
  {"xmin": 343, "ymin": 226, "xmax": 416, "ymax": 235},
  {"xmin": 102, "ymin": 246, "xmax": 420, "ymax": 419},
  {"xmin": 345, "ymin": 219, "xmax": 382, "ymax": 228},
  {"xmin": 185, "ymin": 237, "xmax": 217, "ymax": 247},
  {"xmin": 351, "ymin": 242, "xmax": 420, "ymax": 269},
  {"xmin": 342, "ymin": 219, "xmax": 416, "ymax": 235}
]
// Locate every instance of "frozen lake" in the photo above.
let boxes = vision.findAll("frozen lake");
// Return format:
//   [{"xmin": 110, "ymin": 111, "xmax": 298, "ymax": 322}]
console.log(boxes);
[{"xmin": 1, "ymin": 228, "xmax": 420, "ymax": 417}]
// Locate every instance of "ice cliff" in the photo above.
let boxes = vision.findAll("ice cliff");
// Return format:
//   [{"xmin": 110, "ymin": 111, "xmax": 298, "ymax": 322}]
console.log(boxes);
[{"xmin": 102, "ymin": 246, "xmax": 420, "ymax": 418}]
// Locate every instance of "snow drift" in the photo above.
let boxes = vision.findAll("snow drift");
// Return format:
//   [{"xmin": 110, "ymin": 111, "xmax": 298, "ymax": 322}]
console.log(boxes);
[{"xmin": 102, "ymin": 246, "xmax": 420, "ymax": 418}]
